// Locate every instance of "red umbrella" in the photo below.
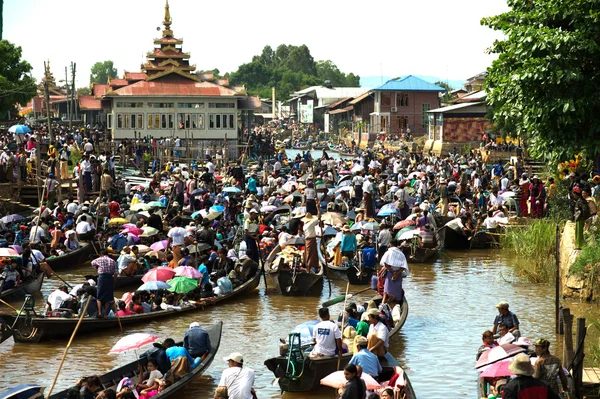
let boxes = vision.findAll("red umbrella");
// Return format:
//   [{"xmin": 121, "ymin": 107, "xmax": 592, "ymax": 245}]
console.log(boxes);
[
  {"xmin": 475, "ymin": 344, "xmax": 525, "ymax": 369},
  {"xmin": 141, "ymin": 267, "xmax": 176, "ymax": 283},
  {"xmin": 109, "ymin": 333, "xmax": 159, "ymax": 354}
]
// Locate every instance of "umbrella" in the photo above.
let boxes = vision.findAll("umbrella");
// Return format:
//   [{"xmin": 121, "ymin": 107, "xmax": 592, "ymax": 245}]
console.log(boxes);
[
  {"xmin": 351, "ymin": 221, "xmax": 379, "ymax": 231},
  {"xmin": 338, "ymin": 175, "xmax": 353, "ymax": 184},
  {"xmin": 130, "ymin": 245, "xmax": 151, "ymax": 253},
  {"xmin": 290, "ymin": 320, "xmax": 319, "ymax": 345},
  {"xmin": 191, "ymin": 188, "xmax": 208, "ymax": 196},
  {"xmin": 150, "ymin": 240, "xmax": 169, "ymax": 251},
  {"xmin": 351, "ymin": 164, "xmax": 364, "ymax": 173},
  {"xmin": 346, "ymin": 210, "xmax": 357, "ymax": 220},
  {"xmin": 131, "ymin": 185, "xmax": 146, "ymax": 191},
  {"xmin": 395, "ymin": 226, "xmax": 416, "ymax": 240},
  {"xmin": 0, "ymin": 214, "xmax": 24, "ymax": 224},
  {"xmin": 393, "ymin": 220, "xmax": 416, "ymax": 230},
  {"xmin": 292, "ymin": 206, "xmax": 306, "ymax": 215},
  {"xmin": 109, "ymin": 333, "xmax": 159, "ymax": 354},
  {"xmin": 139, "ymin": 226, "xmax": 159, "ymax": 237},
  {"xmin": 130, "ymin": 203, "xmax": 151, "ymax": 211},
  {"xmin": 321, "ymin": 212, "xmax": 348, "ymax": 226},
  {"xmin": 321, "ymin": 370, "xmax": 380, "ymax": 390},
  {"xmin": 167, "ymin": 276, "xmax": 199, "ymax": 294},
  {"xmin": 322, "ymin": 226, "xmax": 338, "ymax": 236},
  {"xmin": 210, "ymin": 205, "xmax": 225, "ymax": 213},
  {"xmin": 0, "ymin": 248, "xmax": 19, "ymax": 257},
  {"xmin": 148, "ymin": 201, "xmax": 165, "ymax": 208},
  {"xmin": 478, "ymin": 357, "xmax": 537, "ymax": 378},
  {"xmin": 108, "ymin": 217, "xmax": 129, "ymax": 226},
  {"xmin": 9, "ymin": 245, "xmax": 22, "ymax": 254},
  {"xmin": 121, "ymin": 226, "xmax": 143, "ymax": 236},
  {"xmin": 141, "ymin": 267, "xmax": 176, "ymax": 283},
  {"xmin": 174, "ymin": 266, "xmax": 203, "ymax": 279},
  {"xmin": 127, "ymin": 233, "xmax": 140, "ymax": 243},
  {"xmin": 137, "ymin": 281, "xmax": 171, "ymax": 291},
  {"xmin": 188, "ymin": 243, "xmax": 211, "ymax": 254},
  {"xmin": 377, "ymin": 203, "xmax": 398, "ymax": 217},
  {"xmin": 475, "ymin": 344, "xmax": 526, "ymax": 369},
  {"xmin": 282, "ymin": 181, "xmax": 298, "ymax": 192},
  {"xmin": 398, "ymin": 229, "xmax": 421, "ymax": 241},
  {"xmin": 335, "ymin": 185, "xmax": 352, "ymax": 193},
  {"xmin": 261, "ymin": 205, "xmax": 277, "ymax": 213},
  {"xmin": 205, "ymin": 211, "xmax": 223, "ymax": 221},
  {"xmin": 146, "ymin": 250, "xmax": 167, "ymax": 260},
  {"xmin": 223, "ymin": 186, "xmax": 241, "ymax": 194},
  {"xmin": 191, "ymin": 211, "xmax": 202, "ymax": 219},
  {"xmin": 286, "ymin": 236, "xmax": 306, "ymax": 246},
  {"xmin": 500, "ymin": 191, "xmax": 516, "ymax": 198},
  {"xmin": 8, "ymin": 125, "xmax": 31, "ymax": 134},
  {"xmin": 337, "ymin": 179, "xmax": 352, "ymax": 188}
]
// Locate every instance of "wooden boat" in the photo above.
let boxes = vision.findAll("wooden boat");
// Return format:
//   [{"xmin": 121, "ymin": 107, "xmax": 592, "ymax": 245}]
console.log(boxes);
[
  {"xmin": 45, "ymin": 242, "xmax": 96, "ymax": 270},
  {"xmin": 292, "ymin": 144, "xmax": 310, "ymax": 151},
  {"xmin": 438, "ymin": 225, "xmax": 470, "ymax": 250},
  {"xmin": 264, "ymin": 296, "xmax": 409, "ymax": 392},
  {"xmin": 0, "ymin": 271, "xmax": 259, "ymax": 343},
  {"xmin": 0, "ymin": 273, "xmax": 44, "ymax": 301},
  {"xmin": 84, "ymin": 274, "xmax": 144, "ymax": 290},
  {"xmin": 48, "ymin": 322, "xmax": 223, "ymax": 399},
  {"xmin": 401, "ymin": 245, "xmax": 438, "ymax": 263},
  {"xmin": 312, "ymin": 143, "xmax": 326, "ymax": 150},
  {"xmin": 264, "ymin": 244, "xmax": 323, "ymax": 296},
  {"xmin": 0, "ymin": 384, "xmax": 45, "ymax": 399},
  {"xmin": 470, "ymin": 230, "xmax": 501, "ymax": 249}
]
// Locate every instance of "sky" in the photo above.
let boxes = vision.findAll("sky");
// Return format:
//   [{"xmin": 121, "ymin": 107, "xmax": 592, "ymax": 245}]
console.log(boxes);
[{"xmin": 3, "ymin": 0, "xmax": 510, "ymax": 89}]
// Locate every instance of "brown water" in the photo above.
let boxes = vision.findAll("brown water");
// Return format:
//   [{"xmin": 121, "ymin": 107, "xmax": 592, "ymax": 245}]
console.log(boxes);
[{"xmin": 0, "ymin": 250, "xmax": 584, "ymax": 398}]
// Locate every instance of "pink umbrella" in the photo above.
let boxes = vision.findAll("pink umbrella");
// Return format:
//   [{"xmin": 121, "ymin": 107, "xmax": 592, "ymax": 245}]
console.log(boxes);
[
  {"xmin": 141, "ymin": 267, "xmax": 176, "ymax": 283},
  {"xmin": 150, "ymin": 240, "xmax": 169, "ymax": 251},
  {"xmin": 174, "ymin": 266, "xmax": 202, "ymax": 279},
  {"xmin": 0, "ymin": 248, "xmax": 19, "ymax": 257},
  {"xmin": 128, "ymin": 233, "xmax": 140, "ymax": 243},
  {"xmin": 122, "ymin": 225, "xmax": 143, "ymax": 236},
  {"xmin": 321, "ymin": 370, "xmax": 380, "ymax": 390},
  {"xmin": 479, "ymin": 357, "xmax": 537, "ymax": 378},
  {"xmin": 475, "ymin": 344, "xmax": 525, "ymax": 369},
  {"xmin": 109, "ymin": 333, "xmax": 159, "ymax": 354}
]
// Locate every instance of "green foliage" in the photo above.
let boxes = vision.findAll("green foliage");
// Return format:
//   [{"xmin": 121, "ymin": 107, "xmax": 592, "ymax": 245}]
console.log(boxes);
[
  {"xmin": 0, "ymin": 40, "xmax": 37, "ymax": 112},
  {"xmin": 434, "ymin": 81, "xmax": 455, "ymax": 103},
  {"xmin": 502, "ymin": 220, "xmax": 558, "ymax": 283},
  {"xmin": 90, "ymin": 60, "xmax": 117, "ymax": 84},
  {"xmin": 231, "ymin": 44, "xmax": 360, "ymax": 99},
  {"xmin": 569, "ymin": 244, "xmax": 600, "ymax": 276},
  {"xmin": 481, "ymin": 0, "xmax": 600, "ymax": 162},
  {"xmin": 77, "ymin": 87, "xmax": 91, "ymax": 96}
]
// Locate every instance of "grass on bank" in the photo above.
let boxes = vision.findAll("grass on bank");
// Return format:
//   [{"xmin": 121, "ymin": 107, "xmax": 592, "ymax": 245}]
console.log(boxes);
[{"xmin": 502, "ymin": 220, "xmax": 559, "ymax": 283}]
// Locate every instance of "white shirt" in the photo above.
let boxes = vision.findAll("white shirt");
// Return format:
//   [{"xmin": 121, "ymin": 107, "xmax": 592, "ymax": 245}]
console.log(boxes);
[
  {"xmin": 303, "ymin": 218, "xmax": 319, "ymax": 239},
  {"xmin": 368, "ymin": 321, "xmax": 390, "ymax": 348},
  {"xmin": 484, "ymin": 217, "xmax": 499, "ymax": 229},
  {"xmin": 48, "ymin": 289, "xmax": 73, "ymax": 311},
  {"xmin": 445, "ymin": 218, "xmax": 465, "ymax": 231},
  {"xmin": 501, "ymin": 177, "xmax": 510, "ymax": 191},
  {"xmin": 66, "ymin": 202, "xmax": 79, "ymax": 214},
  {"xmin": 206, "ymin": 161, "xmax": 216, "ymax": 173},
  {"xmin": 76, "ymin": 221, "xmax": 92, "ymax": 234},
  {"xmin": 362, "ymin": 180, "xmax": 373, "ymax": 194},
  {"xmin": 168, "ymin": 226, "xmax": 186, "ymax": 246},
  {"xmin": 83, "ymin": 142, "xmax": 93, "ymax": 152},
  {"xmin": 29, "ymin": 226, "xmax": 45, "ymax": 243},
  {"xmin": 218, "ymin": 366, "xmax": 255, "ymax": 399},
  {"xmin": 311, "ymin": 320, "xmax": 341, "ymax": 356}
]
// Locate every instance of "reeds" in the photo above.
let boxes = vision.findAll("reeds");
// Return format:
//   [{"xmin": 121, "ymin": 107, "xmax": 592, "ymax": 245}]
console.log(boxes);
[{"xmin": 502, "ymin": 220, "xmax": 559, "ymax": 283}]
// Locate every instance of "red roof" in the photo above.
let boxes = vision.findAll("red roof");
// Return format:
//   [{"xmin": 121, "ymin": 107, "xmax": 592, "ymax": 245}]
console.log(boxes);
[
  {"xmin": 93, "ymin": 84, "xmax": 110, "ymax": 97},
  {"xmin": 79, "ymin": 96, "xmax": 102, "ymax": 110},
  {"xmin": 124, "ymin": 72, "xmax": 148, "ymax": 81},
  {"xmin": 109, "ymin": 79, "xmax": 129, "ymax": 87},
  {"xmin": 109, "ymin": 80, "xmax": 239, "ymax": 97},
  {"xmin": 150, "ymin": 49, "xmax": 188, "ymax": 58}
]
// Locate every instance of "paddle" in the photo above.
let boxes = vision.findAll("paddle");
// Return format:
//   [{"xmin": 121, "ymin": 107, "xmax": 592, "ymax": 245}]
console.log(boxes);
[
  {"xmin": 46, "ymin": 295, "xmax": 92, "ymax": 398},
  {"xmin": 0, "ymin": 298, "xmax": 19, "ymax": 312},
  {"xmin": 318, "ymin": 211, "xmax": 331, "ymax": 297},
  {"xmin": 322, "ymin": 286, "xmax": 373, "ymax": 308},
  {"xmin": 49, "ymin": 270, "xmax": 73, "ymax": 290},
  {"xmin": 337, "ymin": 281, "xmax": 350, "ymax": 370}
]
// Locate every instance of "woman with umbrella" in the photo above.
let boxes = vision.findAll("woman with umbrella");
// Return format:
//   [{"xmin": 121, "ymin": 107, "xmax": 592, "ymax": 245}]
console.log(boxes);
[{"xmin": 379, "ymin": 246, "xmax": 408, "ymax": 304}]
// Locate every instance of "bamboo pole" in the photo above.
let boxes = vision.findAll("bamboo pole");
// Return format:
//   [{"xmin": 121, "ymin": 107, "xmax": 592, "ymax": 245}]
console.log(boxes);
[
  {"xmin": 0, "ymin": 298, "xmax": 19, "ymax": 312},
  {"xmin": 46, "ymin": 295, "xmax": 92, "ymax": 398},
  {"xmin": 337, "ymin": 281, "xmax": 350, "ymax": 370}
]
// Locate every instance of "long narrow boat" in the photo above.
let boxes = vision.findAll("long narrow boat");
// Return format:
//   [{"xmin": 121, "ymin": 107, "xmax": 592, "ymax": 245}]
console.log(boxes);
[
  {"xmin": 0, "ymin": 272, "xmax": 259, "ymax": 343},
  {"xmin": 84, "ymin": 274, "xmax": 144, "ymax": 289},
  {"xmin": 438, "ymin": 225, "xmax": 470, "ymax": 250},
  {"xmin": 0, "ymin": 273, "xmax": 44, "ymax": 301},
  {"xmin": 470, "ymin": 230, "xmax": 501, "ymax": 249},
  {"xmin": 0, "ymin": 384, "xmax": 45, "ymax": 399},
  {"xmin": 48, "ymin": 322, "xmax": 223, "ymax": 399},
  {"xmin": 264, "ymin": 295, "xmax": 409, "ymax": 392},
  {"xmin": 45, "ymin": 242, "xmax": 96, "ymax": 270},
  {"xmin": 400, "ymin": 243, "xmax": 439, "ymax": 263},
  {"xmin": 264, "ymin": 244, "xmax": 323, "ymax": 296}
]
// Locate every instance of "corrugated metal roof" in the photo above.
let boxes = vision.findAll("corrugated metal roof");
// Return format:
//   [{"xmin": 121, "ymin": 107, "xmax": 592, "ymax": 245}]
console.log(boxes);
[
  {"xmin": 108, "ymin": 80, "xmax": 239, "ymax": 97},
  {"xmin": 79, "ymin": 96, "xmax": 103, "ymax": 110},
  {"xmin": 124, "ymin": 72, "xmax": 148, "ymax": 81},
  {"xmin": 292, "ymin": 86, "xmax": 368, "ymax": 100},
  {"xmin": 349, "ymin": 91, "xmax": 372, "ymax": 105},
  {"xmin": 373, "ymin": 75, "xmax": 446, "ymax": 92},
  {"xmin": 428, "ymin": 102, "xmax": 484, "ymax": 113},
  {"xmin": 327, "ymin": 97, "xmax": 351, "ymax": 109},
  {"xmin": 109, "ymin": 78, "xmax": 129, "ymax": 86},
  {"xmin": 452, "ymin": 90, "xmax": 487, "ymax": 103},
  {"xmin": 328, "ymin": 105, "xmax": 354, "ymax": 115}
]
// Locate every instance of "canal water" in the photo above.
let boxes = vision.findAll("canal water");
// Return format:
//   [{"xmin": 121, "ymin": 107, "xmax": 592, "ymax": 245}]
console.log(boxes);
[{"xmin": 0, "ymin": 250, "xmax": 568, "ymax": 398}]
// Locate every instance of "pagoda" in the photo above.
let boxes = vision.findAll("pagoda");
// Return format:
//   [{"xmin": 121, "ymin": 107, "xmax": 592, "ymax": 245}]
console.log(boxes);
[
  {"xmin": 141, "ymin": 0, "xmax": 199, "ymax": 82},
  {"xmin": 37, "ymin": 61, "xmax": 66, "ymax": 97}
]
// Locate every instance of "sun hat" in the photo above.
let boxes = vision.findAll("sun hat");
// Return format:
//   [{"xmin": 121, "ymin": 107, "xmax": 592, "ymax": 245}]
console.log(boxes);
[
  {"xmin": 593, "ymin": 175, "xmax": 600, "ymax": 184},
  {"xmin": 249, "ymin": 209, "xmax": 259, "ymax": 214},
  {"xmin": 508, "ymin": 353, "xmax": 535, "ymax": 376},
  {"xmin": 356, "ymin": 336, "xmax": 368, "ymax": 346},
  {"xmin": 245, "ymin": 202, "xmax": 254, "ymax": 209},
  {"xmin": 342, "ymin": 224, "xmax": 351, "ymax": 232},
  {"xmin": 189, "ymin": 322, "xmax": 200, "ymax": 329},
  {"xmin": 223, "ymin": 352, "xmax": 244, "ymax": 363},
  {"xmin": 534, "ymin": 338, "xmax": 550, "ymax": 348},
  {"xmin": 301, "ymin": 213, "xmax": 314, "ymax": 222},
  {"xmin": 495, "ymin": 301, "xmax": 509, "ymax": 309},
  {"xmin": 367, "ymin": 308, "xmax": 380, "ymax": 318}
]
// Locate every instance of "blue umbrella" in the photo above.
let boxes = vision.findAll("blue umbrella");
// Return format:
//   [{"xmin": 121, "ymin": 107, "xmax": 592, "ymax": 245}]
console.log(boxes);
[
  {"xmin": 210, "ymin": 205, "xmax": 225, "ymax": 213},
  {"xmin": 8, "ymin": 125, "xmax": 31, "ymax": 134},
  {"xmin": 223, "ymin": 186, "xmax": 241, "ymax": 193},
  {"xmin": 191, "ymin": 211, "xmax": 202, "ymax": 219},
  {"xmin": 290, "ymin": 320, "xmax": 320, "ymax": 345},
  {"xmin": 377, "ymin": 203, "xmax": 398, "ymax": 217},
  {"xmin": 0, "ymin": 214, "xmax": 25, "ymax": 224},
  {"xmin": 137, "ymin": 281, "xmax": 171, "ymax": 291}
]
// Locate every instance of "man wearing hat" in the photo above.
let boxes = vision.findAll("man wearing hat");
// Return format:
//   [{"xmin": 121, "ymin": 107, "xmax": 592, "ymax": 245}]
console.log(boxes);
[
  {"xmin": 502, "ymin": 353, "xmax": 562, "ymax": 398},
  {"xmin": 492, "ymin": 301, "xmax": 520, "ymax": 338},
  {"xmin": 184, "ymin": 322, "xmax": 211, "ymax": 360},
  {"xmin": 302, "ymin": 212, "xmax": 320, "ymax": 273},
  {"xmin": 533, "ymin": 339, "xmax": 568, "ymax": 395},
  {"xmin": 216, "ymin": 352, "xmax": 255, "ymax": 399},
  {"xmin": 348, "ymin": 335, "xmax": 382, "ymax": 378}
]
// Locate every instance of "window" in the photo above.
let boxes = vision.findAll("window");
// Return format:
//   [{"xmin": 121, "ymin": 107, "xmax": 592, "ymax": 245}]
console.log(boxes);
[
  {"xmin": 125, "ymin": 114, "xmax": 131, "ymax": 129},
  {"xmin": 168, "ymin": 114, "xmax": 174, "ymax": 129},
  {"xmin": 107, "ymin": 114, "xmax": 113, "ymax": 129},
  {"xmin": 178, "ymin": 113, "xmax": 205, "ymax": 129},
  {"xmin": 208, "ymin": 102, "xmax": 235, "ymax": 108},
  {"xmin": 137, "ymin": 114, "xmax": 144, "ymax": 129},
  {"xmin": 396, "ymin": 116, "xmax": 408, "ymax": 130},
  {"xmin": 117, "ymin": 114, "xmax": 123, "ymax": 129},
  {"xmin": 216, "ymin": 114, "xmax": 221, "ymax": 128},
  {"xmin": 147, "ymin": 114, "xmax": 154, "ymax": 129},
  {"xmin": 396, "ymin": 93, "xmax": 409, "ymax": 107},
  {"xmin": 154, "ymin": 114, "xmax": 160, "ymax": 129},
  {"xmin": 161, "ymin": 114, "xmax": 168, "ymax": 129},
  {"xmin": 209, "ymin": 114, "xmax": 214, "ymax": 129},
  {"xmin": 381, "ymin": 93, "xmax": 391, "ymax": 107},
  {"xmin": 148, "ymin": 103, "xmax": 174, "ymax": 108},
  {"xmin": 422, "ymin": 103, "xmax": 431, "ymax": 128},
  {"xmin": 222, "ymin": 114, "xmax": 228, "ymax": 128},
  {"xmin": 177, "ymin": 103, "xmax": 204, "ymax": 108},
  {"xmin": 229, "ymin": 114, "xmax": 234, "ymax": 129},
  {"xmin": 198, "ymin": 114, "xmax": 205, "ymax": 129},
  {"xmin": 116, "ymin": 102, "xmax": 143, "ymax": 108}
]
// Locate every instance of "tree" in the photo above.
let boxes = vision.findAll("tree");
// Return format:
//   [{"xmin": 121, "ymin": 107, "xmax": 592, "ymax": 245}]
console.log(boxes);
[
  {"xmin": 434, "ymin": 81, "xmax": 454, "ymax": 103},
  {"xmin": 0, "ymin": 40, "xmax": 36, "ymax": 112},
  {"xmin": 77, "ymin": 87, "xmax": 91, "ymax": 96},
  {"xmin": 482, "ymin": 0, "xmax": 600, "ymax": 162},
  {"xmin": 1, "ymin": 0, "xmax": 4, "ymax": 40},
  {"xmin": 90, "ymin": 60, "xmax": 117, "ymax": 84},
  {"xmin": 316, "ymin": 60, "xmax": 361, "ymax": 87},
  {"xmin": 285, "ymin": 45, "xmax": 316, "ymax": 75}
]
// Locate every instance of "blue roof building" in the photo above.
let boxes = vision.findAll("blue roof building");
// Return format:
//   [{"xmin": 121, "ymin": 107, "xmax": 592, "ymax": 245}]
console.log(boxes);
[{"xmin": 373, "ymin": 76, "xmax": 446, "ymax": 92}]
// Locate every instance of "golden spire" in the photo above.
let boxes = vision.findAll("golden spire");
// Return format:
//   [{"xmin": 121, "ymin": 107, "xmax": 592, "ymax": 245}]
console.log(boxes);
[{"xmin": 162, "ymin": 0, "xmax": 173, "ymax": 37}]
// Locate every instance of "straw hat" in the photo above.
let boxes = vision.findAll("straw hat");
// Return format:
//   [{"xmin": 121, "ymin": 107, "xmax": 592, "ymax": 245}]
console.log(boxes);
[
  {"xmin": 302, "ymin": 213, "xmax": 315, "ymax": 222},
  {"xmin": 245, "ymin": 202, "xmax": 254, "ymax": 209},
  {"xmin": 366, "ymin": 308, "xmax": 380, "ymax": 318},
  {"xmin": 342, "ymin": 224, "xmax": 351, "ymax": 232},
  {"xmin": 508, "ymin": 353, "xmax": 534, "ymax": 376},
  {"xmin": 495, "ymin": 301, "xmax": 509, "ymax": 309},
  {"xmin": 593, "ymin": 175, "xmax": 600, "ymax": 184},
  {"xmin": 534, "ymin": 338, "xmax": 550, "ymax": 348}
]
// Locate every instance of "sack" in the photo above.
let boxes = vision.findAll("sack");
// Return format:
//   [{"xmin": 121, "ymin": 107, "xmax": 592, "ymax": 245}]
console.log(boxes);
[{"xmin": 214, "ymin": 386, "xmax": 228, "ymax": 399}]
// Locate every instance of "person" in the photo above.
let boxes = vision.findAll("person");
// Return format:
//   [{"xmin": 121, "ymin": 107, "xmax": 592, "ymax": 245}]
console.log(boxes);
[
  {"xmin": 117, "ymin": 246, "xmax": 139, "ymax": 276},
  {"xmin": 184, "ymin": 321, "xmax": 212, "ymax": 359},
  {"xmin": 502, "ymin": 353, "xmax": 561, "ymax": 399},
  {"xmin": 379, "ymin": 246, "xmax": 408, "ymax": 304},
  {"xmin": 47, "ymin": 285, "xmax": 75, "ymax": 311},
  {"xmin": 243, "ymin": 209, "xmax": 260, "ymax": 263},
  {"xmin": 348, "ymin": 335, "xmax": 382, "ymax": 377},
  {"xmin": 302, "ymin": 213, "xmax": 320, "ymax": 273},
  {"xmin": 366, "ymin": 308, "xmax": 389, "ymax": 357},
  {"xmin": 476, "ymin": 330, "xmax": 498, "ymax": 360},
  {"xmin": 214, "ymin": 270, "xmax": 233, "ymax": 295},
  {"xmin": 572, "ymin": 186, "xmax": 589, "ymax": 249},
  {"xmin": 45, "ymin": 173, "xmax": 59, "ymax": 207},
  {"xmin": 533, "ymin": 339, "xmax": 568, "ymax": 396},
  {"xmin": 76, "ymin": 215, "xmax": 95, "ymax": 241},
  {"xmin": 163, "ymin": 338, "xmax": 198, "ymax": 368},
  {"xmin": 216, "ymin": 352, "xmax": 255, "ymax": 399},
  {"xmin": 340, "ymin": 225, "xmax": 357, "ymax": 258},
  {"xmin": 380, "ymin": 388, "xmax": 394, "ymax": 399},
  {"xmin": 92, "ymin": 250, "xmax": 118, "ymax": 318},
  {"xmin": 310, "ymin": 307, "xmax": 343, "ymax": 357},
  {"xmin": 492, "ymin": 301, "xmax": 520, "ymax": 338},
  {"xmin": 81, "ymin": 376, "xmax": 104, "ymax": 399},
  {"xmin": 167, "ymin": 219, "xmax": 186, "ymax": 266},
  {"xmin": 116, "ymin": 300, "xmax": 134, "ymax": 317},
  {"xmin": 498, "ymin": 323, "xmax": 516, "ymax": 345},
  {"xmin": 340, "ymin": 363, "xmax": 367, "ymax": 399},
  {"xmin": 377, "ymin": 224, "xmax": 392, "ymax": 263}
]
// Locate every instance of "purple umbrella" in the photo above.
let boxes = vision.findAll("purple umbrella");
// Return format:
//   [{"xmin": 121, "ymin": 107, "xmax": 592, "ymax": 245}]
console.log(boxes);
[
  {"xmin": 128, "ymin": 233, "xmax": 140, "ymax": 243},
  {"xmin": 174, "ymin": 266, "xmax": 202, "ymax": 279},
  {"xmin": 150, "ymin": 240, "xmax": 169, "ymax": 251},
  {"xmin": 9, "ymin": 245, "xmax": 22, "ymax": 254}
]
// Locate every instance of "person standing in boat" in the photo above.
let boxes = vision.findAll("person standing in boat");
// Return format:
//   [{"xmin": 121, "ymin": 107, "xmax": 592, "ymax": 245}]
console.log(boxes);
[
  {"xmin": 302, "ymin": 213, "xmax": 320, "ymax": 273},
  {"xmin": 243, "ymin": 209, "xmax": 260, "ymax": 263},
  {"xmin": 492, "ymin": 301, "xmax": 521, "ymax": 339},
  {"xmin": 533, "ymin": 339, "xmax": 568, "ymax": 396},
  {"xmin": 304, "ymin": 181, "xmax": 318, "ymax": 215},
  {"xmin": 379, "ymin": 246, "xmax": 408, "ymax": 304},
  {"xmin": 92, "ymin": 250, "xmax": 118, "ymax": 318}
]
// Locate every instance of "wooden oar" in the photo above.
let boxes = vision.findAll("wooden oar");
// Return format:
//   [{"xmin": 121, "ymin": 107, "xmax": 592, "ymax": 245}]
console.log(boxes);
[
  {"xmin": 318, "ymin": 212, "xmax": 332, "ymax": 296},
  {"xmin": 337, "ymin": 281, "xmax": 350, "ymax": 370},
  {"xmin": 0, "ymin": 298, "xmax": 19, "ymax": 313},
  {"xmin": 322, "ymin": 286, "xmax": 372, "ymax": 308},
  {"xmin": 46, "ymin": 295, "xmax": 92, "ymax": 398},
  {"xmin": 256, "ymin": 239, "xmax": 268, "ymax": 293},
  {"xmin": 49, "ymin": 271, "xmax": 73, "ymax": 289}
]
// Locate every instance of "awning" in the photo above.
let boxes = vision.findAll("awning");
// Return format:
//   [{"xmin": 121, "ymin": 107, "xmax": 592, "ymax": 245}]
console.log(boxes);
[
  {"xmin": 328, "ymin": 106, "xmax": 354, "ymax": 115},
  {"xmin": 349, "ymin": 91, "xmax": 372, "ymax": 105}
]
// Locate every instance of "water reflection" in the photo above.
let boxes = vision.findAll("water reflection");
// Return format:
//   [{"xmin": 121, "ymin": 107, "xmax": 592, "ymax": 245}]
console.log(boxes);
[{"xmin": 0, "ymin": 252, "xmax": 578, "ymax": 398}]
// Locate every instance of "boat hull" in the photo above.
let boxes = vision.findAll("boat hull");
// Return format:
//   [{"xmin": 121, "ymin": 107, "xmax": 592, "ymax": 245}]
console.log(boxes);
[
  {"xmin": 0, "ymin": 273, "xmax": 44, "ymax": 301},
  {"xmin": 401, "ymin": 246, "xmax": 438, "ymax": 263},
  {"xmin": 439, "ymin": 226, "xmax": 470, "ymax": 250},
  {"xmin": 268, "ymin": 269, "xmax": 323, "ymax": 296},
  {"xmin": 84, "ymin": 274, "xmax": 144, "ymax": 289},
  {"xmin": 45, "ymin": 243, "xmax": 96, "ymax": 270}
]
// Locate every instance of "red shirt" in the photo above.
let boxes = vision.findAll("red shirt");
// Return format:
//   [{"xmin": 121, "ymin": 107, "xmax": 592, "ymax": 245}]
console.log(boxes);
[{"xmin": 108, "ymin": 201, "xmax": 121, "ymax": 218}]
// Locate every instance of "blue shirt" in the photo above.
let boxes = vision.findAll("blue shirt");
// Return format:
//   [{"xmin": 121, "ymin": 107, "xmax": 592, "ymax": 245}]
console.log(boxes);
[
  {"xmin": 363, "ymin": 248, "xmax": 376, "ymax": 268},
  {"xmin": 165, "ymin": 346, "xmax": 197, "ymax": 368},
  {"xmin": 217, "ymin": 277, "xmax": 233, "ymax": 294},
  {"xmin": 349, "ymin": 349, "xmax": 382, "ymax": 377},
  {"xmin": 198, "ymin": 264, "xmax": 209, "ymax": 286},
  {"xmin": 340, "ymin": 234, "xmax": 357, "ymax": 252},
  {"xmin": 248, "ymin": 178, "xmax": 257, "ymax": 194}
]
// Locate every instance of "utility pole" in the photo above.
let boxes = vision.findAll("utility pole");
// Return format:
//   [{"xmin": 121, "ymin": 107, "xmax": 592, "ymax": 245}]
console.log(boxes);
[
  {"xmin": 272, "ymin": 87, "xmax": 276, "ymax": 120},
  {"xmin": 44, "ymin": 61, "xmax": 53, "ymax": 143},
  {"xmin": 70, "ymin": 62, "xmax": 76, "ymax": 130},
  {"xmin": 65, "ymin": 66, "xmax": 70, "ymax": 125}
]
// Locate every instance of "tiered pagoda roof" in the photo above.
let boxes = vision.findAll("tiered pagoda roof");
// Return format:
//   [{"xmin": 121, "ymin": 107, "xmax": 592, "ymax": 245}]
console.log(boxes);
[{"xmin": 37, "ymin": 61, "xmax": 66, "ymax": 97}]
